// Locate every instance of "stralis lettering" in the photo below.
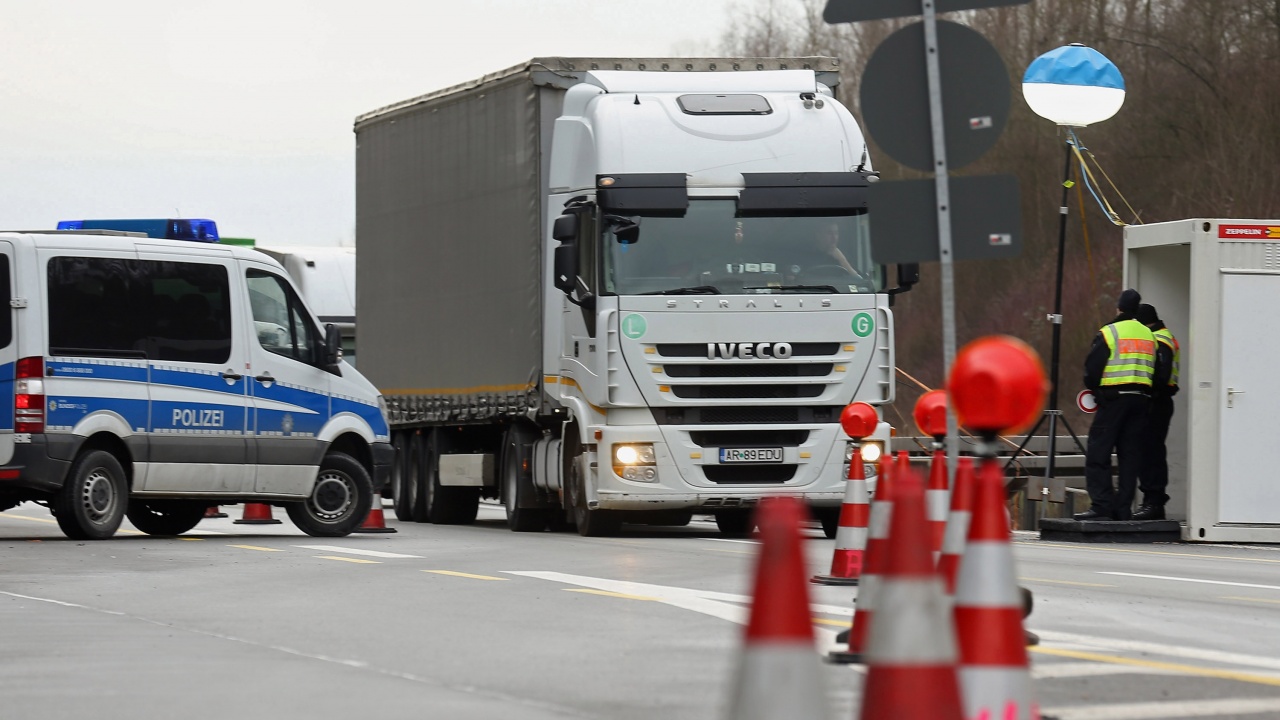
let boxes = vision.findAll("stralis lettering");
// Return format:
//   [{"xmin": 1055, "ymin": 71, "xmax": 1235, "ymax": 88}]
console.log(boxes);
[
  {"xmin": 172, "ymin": 408, "xmax": 226, "ymax": 428},
  {"xmin": 707, "ymin": 342, "xmax": 793, "ymax": 360}
]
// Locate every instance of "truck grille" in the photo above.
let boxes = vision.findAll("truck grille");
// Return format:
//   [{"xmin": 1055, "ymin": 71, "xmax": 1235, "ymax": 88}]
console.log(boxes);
[
  {"xmin": 703, "ymin": 465, "xmax": 797, "ymax": 484},
  {"xmin": 664, "ymin": 363, "xmax": 831, "ymax": 378},
  {"xmin": 656, "ymin": 342, "xmax": 841, "ymax": 358},
  {"xmin": 689, "ymin": 430, "xmax": 809, "ymax": 447},
  {"xmin": 652, "ymin": 341, "xmax": 842, "ymax": 404},
  {"xmin": 671, "ymin": 385, "xmax": 825, "ymax": 399}
]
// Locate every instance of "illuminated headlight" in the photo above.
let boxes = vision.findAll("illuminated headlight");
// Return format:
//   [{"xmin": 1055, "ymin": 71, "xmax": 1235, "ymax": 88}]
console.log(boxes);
[
  {"xmin": 613, "ymin": 443, "xmax": 657, "ymax": 482},
  {"xmin": 855, "ymin": 441, "xmax": 883, "ymax": 464}
]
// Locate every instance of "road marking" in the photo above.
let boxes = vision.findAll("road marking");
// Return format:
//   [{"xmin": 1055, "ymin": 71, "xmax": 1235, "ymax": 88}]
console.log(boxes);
[
  {"xmin": 1222, "ymin": 595, "xmax": 1280, "ymax": 605},
  {"xmin": 1041, "ymin": 697, "xmax": 1280, "ymax": 719},
  {"xmin": 1027, "ymin": 541, "xmax": 1280, "ymax": 565},
  {"xmin": 1020, "ymin": 576, "xmax": 1114, "ymax": 587},
  {"xmin": 0, "ymin": 514, "xmax": 58, "ymax": 525},
  {"xmin": 424, "ymin": 570, "xmax": 506, "ymax": 581},
  {"xmin": 228, "ymin": 544, "xmax": 284, "ymax": 552},
  {"xmin": 178, "ymin": 538, "xmax": 205, "ymax": 542},
  {"xmin": 813, "ymin": 617, "xmax": 851, "ymax": 628},
  {"xmin": 1032, "ymin": 661, "xmax": 1177, "ymax": 679},
  {"xmin": 1032, "ymin": 646, "xmax": 1280, "ymax": 687},
  {"xmin": 293, "ymin": 545, "xmax": 423, "ymax": 559},
  {"xmin": 315, "ymin": 555, "xmax": 380, "ymax": 564},
  {"xmin": 566, "ymin": 589, "xmax": 658, "ymax": 601},
  {"xmin": 701, "ymin": 538, "xmax": 758, "ymax": 545},
  {"xmin": 1036, "ymin": 630, "xmax": 1280, "ymax": 675},
  {"xmin": 1099, "ymin": 571, "xmax": 1280, "ymax": 592}
]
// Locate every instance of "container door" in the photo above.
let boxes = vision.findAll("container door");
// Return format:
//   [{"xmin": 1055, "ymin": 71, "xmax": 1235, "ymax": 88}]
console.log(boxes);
[
  {"xmin": 1218, "ymin": 273, "xmax": 1280, "ymax": 523},
  {"xmin": 240, "ymin": 261, "xmax": 330, "ymax": 496},
  {"xmin": 0, "ymin": 242, "xmax": 15, "ymax": 465}
]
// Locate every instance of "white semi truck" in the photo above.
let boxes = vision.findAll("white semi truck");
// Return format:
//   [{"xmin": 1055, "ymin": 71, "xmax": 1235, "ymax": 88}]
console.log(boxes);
[{"xmin": 354, "ymin": 57, "xmax": 916, "ymax": 536}]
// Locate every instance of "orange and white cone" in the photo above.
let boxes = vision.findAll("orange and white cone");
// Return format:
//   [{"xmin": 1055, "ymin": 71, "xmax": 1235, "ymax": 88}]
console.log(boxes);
[
  {"xmin": 829, "ymin": 455, "xmax": 895, "ymax": 664},
  {"xmin": 354, "ymin": 492, "xmax": 397, "ymax": 533},
  {"xmin": 858, "ymin": 466, "xmax": 964, "ymax": 720},
  {"xmin": 954, "ymin": 457, "xmax": 1039, "ymax": 720},
  {"xmin": 234, "ymin": 502, "xmax": 282, "ymax": 525},
  {"xmin": 727, "ymin": 496, "xmax": 831, "ymax": 720},
  {"xmin": 812, "ymin": 444, "xmax": 870, "ymax": 585},
  {"xmin": 203, "ymin": 506, "xmax": 228, "ymax": 519},
  {"xmin": 926, "ymin": 443, "xmax": 949, "ymax": 563},
  {"xmin": 937, "ymin": 457, "xmax": 976, "ymax": 595}
]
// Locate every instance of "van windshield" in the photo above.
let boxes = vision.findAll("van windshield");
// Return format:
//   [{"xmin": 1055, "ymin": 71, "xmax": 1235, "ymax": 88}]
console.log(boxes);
[{"xmin": 601, "ymin": 200, "xmax": 879, "ymax": 295}]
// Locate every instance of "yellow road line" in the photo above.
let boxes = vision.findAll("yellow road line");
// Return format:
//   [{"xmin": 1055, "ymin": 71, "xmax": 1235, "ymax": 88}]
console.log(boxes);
[
  {"xmin": 228, "ymin": 544, "xmax": 285, "ymax": 552},
  {"xmin": 1030, "ymin": 646, "xmax": 1280, "ymax": 687},
  {"xmin": 316, "ymin": 555, "xmax": 380, "ymax": 564},
  {"xmin": 178, "ymin": 537, "xmax": 205, "ymax": 542},
  {"xmin": 1025, "ymin": 541, "xmax": 1280, "ymax": 566},
  {"xmin": 423, "ymin": 570, "xmax": 506, "ymax": 581},
  {"xmin": 813, "ymin": 617, "xmax": 852, "ymax": 628},
  {"xmin": 1222, "ymin": 595, "xmax": 1280, "ymax": 605},
  {"xmin": 1020, "ymin": 576, "xmax": 1115, "ymax": 588},
  {"xmin": 0, "ymin": 514, "xmax": 58, "ymax": 525},
  {"xmin": 566, "ymin": 588, "xmax": 658, "ymax": 601}
]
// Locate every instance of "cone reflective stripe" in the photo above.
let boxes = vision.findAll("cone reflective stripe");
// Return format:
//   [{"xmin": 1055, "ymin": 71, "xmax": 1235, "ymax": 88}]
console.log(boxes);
[
  {"xmin": 926, "ymin": 445, "xmax": 949, "ymax": 562},
  {"xmin": 938, "ymin": 457, "xmax": 977, "ymax": 595},
  {"xmin": 830, "ymin": 456, "xmax": 894, "ymax": 663},
  {"xmin": 354, "ymin": 492, "xmax": 397, "ymax": 533},
  {"xmin": 728, "ymin": 496, "xmax": 831, "ymax": 720},
  {"xmin": 859, "ymin": 466, "xmax": 963, "ymax": 720},
  {"xmin": 234, "ymin": 502, "xmax": 281, "ymax": 525},
  {"xmin": 954, "ymin": 457, "xmax": 1038, "ymax": 720},
  {"xmin": 812, "ymin": 445, "xmax": 870, "ymax": 585}
]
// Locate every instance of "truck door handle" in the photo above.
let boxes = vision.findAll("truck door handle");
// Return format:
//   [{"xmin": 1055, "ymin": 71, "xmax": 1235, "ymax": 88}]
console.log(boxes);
[
  {"xmin": 220, "ymin": 369, "xmax": 244, "ymax": 381},
  {"xmin": 1228, "ymin": 386, "xmax": 1245, "ymax": 408}
]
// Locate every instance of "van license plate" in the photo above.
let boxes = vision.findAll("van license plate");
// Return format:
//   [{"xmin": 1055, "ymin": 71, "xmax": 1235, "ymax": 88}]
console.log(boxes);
[{"xmin": 719, "ymin": 447, "xmax": 783, "ymax": 463}]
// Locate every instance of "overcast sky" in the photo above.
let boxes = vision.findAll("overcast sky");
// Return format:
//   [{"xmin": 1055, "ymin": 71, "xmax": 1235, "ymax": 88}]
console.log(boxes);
[{"xmin": 3, "ymin": 1, "xmax": 745, "ymax": 246}]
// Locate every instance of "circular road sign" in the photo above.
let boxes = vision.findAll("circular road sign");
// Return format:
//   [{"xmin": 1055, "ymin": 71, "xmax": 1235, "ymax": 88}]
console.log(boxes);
[
  {"xmin": 860, "ymin": 19, "xmax": 1011, "ymax": 171},
  {"xmin": 1076, "ymin": 389, "xmax": 1098, "ymax": 414}
]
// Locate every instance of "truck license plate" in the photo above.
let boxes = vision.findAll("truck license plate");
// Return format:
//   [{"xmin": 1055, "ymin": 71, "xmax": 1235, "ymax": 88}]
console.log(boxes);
[{"xmin": 719, "ymin": 447, "xmax": 783, "ymax": 463}]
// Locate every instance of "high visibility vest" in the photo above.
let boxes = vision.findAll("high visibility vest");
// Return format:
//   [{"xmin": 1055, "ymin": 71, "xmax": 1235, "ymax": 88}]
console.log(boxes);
[
  {"xmin": 1153, "ymin": 327, "xmax": 1180, "ymax": 388},
  {"xmin": 1100, "ymin": 319, "xmax": 1156, "ymax": 387}
]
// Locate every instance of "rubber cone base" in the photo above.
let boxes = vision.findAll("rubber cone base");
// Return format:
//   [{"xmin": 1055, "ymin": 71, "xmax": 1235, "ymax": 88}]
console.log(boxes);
[
  {"xmin": 810, "ymin": 574, "xmax": 860, "ymax": 586},
  {"xmin": 826, "ymin": 649, "xmax": 865, "ymax": 665},
  {"xmin": 234, "ymin": 518, "xmax": 282, "ymax": 525},
  {"xmin": 354, "ymin": 525, "xmax": 397, "ymax": 534}
]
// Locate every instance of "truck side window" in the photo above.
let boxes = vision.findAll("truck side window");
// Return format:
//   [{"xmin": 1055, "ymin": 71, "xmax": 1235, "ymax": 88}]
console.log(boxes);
[
  {"xmin": 246, "ymin": 270, "xmax": 317, "ymax": 365},
  {"xmin": 0, "ymin": 254, "xmax": 10, "ymax": 348}
]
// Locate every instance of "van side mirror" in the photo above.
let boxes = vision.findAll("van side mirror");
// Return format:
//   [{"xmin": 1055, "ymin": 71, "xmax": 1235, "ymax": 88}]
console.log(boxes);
[
  {"xmin": 323, "ymin": 323, "xmax": 343, "ymax": 374},
  {"xmin": 553, "ymin": 243, "xmax": 578, "ymax": 295},
  {"xmin": 552, "ymin": 214, "xmax": 578, "ymax": 242}
]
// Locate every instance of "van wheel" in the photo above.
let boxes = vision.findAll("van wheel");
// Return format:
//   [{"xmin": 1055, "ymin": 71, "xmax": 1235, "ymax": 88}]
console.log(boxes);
[
  {"xmin": 287, "ymin": 452, "xmax": 373, "ymax": 537},
  {"xmin": 502, "ymin": 426, "xmax": 548, "ymax": 533},
  {"xmin": 54, "ymin": 450, "xmax": 127, "ymax": 540},
  {"xmin": 127, "ymin": 500, "xmax": 206, "ymax": 536},
  {"xmin": 423, "ymin": 430, "xmax": 480, "ymax": 525}
]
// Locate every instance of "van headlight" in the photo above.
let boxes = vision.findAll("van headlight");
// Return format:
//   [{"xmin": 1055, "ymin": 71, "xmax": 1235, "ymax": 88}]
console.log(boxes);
[{"xmin": 613, "ymin": 443, "xmax": 657, "ymax": 482}]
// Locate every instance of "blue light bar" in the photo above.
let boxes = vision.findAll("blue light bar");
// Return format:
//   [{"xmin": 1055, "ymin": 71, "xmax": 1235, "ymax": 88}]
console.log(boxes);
[{"xmin": 56, "ymin": 218, "xmax": 220, "ymax": 242}]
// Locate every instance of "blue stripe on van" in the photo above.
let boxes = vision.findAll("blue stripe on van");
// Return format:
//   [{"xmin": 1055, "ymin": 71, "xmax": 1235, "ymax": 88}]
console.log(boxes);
[
  {"xmin": 150, "ymin": 367, "xmax": 246, "ymax": 396},
  {"xmin": 48, "ymin": 361, "xmax": 149, "ymax": 383},
  {"xmin": 46, "ymin": 397, "xmax": 149, "ymax": 432},
  {"xmin": 254, "ymin": 383, "xmax": 328, "ymax": 437},
  {"xmin": 332, "ymin": 396, "xmax": 388, "ymax": 437}
]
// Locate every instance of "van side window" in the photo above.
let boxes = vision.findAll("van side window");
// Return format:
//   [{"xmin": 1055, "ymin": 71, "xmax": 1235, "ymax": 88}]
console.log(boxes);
[
  {"xmin": 0, "ymin": 254, "xmax": 11, "ymax": 348},
  {"xmin": 47, "ymin": 257, "xmax": 231, "ymax": 363},
  {"xmin": 246, "ymin": 270, "xmax": 317, "ymax": 365}
]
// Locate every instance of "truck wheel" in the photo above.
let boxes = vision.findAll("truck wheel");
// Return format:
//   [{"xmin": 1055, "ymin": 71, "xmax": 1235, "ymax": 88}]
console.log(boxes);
[
  {"xmin": 391, "ymin": 432, "xmax": 418, "ymax": 522},
  {"xmin": 286, "ymin": 452, "xmax": 373, "ymax": 537},
  {"xmin": 54, "ymin": 450, "xmax": 127, "ymax": 540},
  {"xmin": 715, "ymin": 509, "xmax": 755, "ymax": 538},
  {"xmin": 502, "ymin": 427, "xmax": 547, "ymax": 532},
  {"xmin": 814, "ymin": 507, "xmax": 840, "ymax": 539},
  {"xmin": 424, "ymin": 430, "xmax": 480, "ymax": 525},
  {"xmin": 565, "ymin": 446, "xmax": 620, "ymax": 537},
  {"xmin": 126, "ymin": 500, "xmax": 206, "ymax": 536}
]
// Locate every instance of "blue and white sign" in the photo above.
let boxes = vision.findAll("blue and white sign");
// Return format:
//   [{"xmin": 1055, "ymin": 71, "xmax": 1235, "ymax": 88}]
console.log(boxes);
[{"xmin": 1022, "ymin": 44, "xmax": 1125, "ymax": 127}]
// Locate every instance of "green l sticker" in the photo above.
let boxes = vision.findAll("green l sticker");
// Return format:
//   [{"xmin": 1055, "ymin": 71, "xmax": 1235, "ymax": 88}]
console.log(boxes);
[{"xmin": 622, "ymin": 314, "xmax": 647, "ymax": 339}]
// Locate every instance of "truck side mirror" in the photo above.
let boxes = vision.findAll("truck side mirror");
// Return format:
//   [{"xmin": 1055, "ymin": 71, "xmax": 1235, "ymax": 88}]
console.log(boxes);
[
  {"xmin": 898, "ymin": 263, "xmax": 920, "ymax": 288},
  {"xmin": 552, "ymin": 214, "xmax": 578, "ymax": 242},
  {"xmin": 553, "ymin": 243, "xmax": 578, "ymax": 295},
  {"xmin": 323, "ymin": 323, "xmax": 343, "ymax": 374}
]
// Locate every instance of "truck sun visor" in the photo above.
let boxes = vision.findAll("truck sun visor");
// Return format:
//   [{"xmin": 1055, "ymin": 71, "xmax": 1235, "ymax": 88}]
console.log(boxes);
[
  {"xmin": 737, "ymin": 172, "xmax": 870, "ymax": 217},
  {"xmin": 597, "ymin": 173, "xmax": 689, "ymax": 217}
]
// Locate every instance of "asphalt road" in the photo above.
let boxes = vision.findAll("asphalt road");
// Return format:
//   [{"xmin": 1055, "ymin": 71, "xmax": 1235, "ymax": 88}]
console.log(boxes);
[{"xmin": 3, "ymin": 501, "xmax": 1280, "ymax": 720}]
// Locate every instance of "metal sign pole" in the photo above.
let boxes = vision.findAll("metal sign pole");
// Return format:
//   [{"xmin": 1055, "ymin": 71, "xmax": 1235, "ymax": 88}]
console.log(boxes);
[{"xmin": 920, "ymin": 0, "xmax": 959, "ymax": 471}]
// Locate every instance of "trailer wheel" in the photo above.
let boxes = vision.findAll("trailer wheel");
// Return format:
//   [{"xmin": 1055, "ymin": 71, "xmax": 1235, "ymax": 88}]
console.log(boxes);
[
  {"xmin": 502, "ymin": 426, "xmax": 548, "ymax": 532},
  {"xmin": 391, "ymin": 432, "xmax": 416, "ymax": 522},
  {"xmin": 54, "ymin": 450, "xmax": 127, "ymax": 540},
  {"xmin": 286, "ymin": 452, "xmax": 373, "ymax": 537},
  {"xmin": 126, "ymin": 500, "xmax": 206, "ymax": 536},
  {"xmin": 424, "ymin": 429, "xmax": 480, "ymax": 525}
]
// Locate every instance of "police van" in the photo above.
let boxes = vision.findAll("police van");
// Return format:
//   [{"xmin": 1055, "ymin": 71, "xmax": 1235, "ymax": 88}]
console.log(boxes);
[{"xmin": 0, "ymin": 219, "xmax": 393, "ymax": 539}]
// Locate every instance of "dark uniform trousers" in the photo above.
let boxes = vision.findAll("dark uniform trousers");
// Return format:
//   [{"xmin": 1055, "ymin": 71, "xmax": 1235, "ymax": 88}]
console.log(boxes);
[
  {"xmin": 1140, "ymin": 394, "xmax": 1174, "ymax": 507},
  {"xmin": 1085, "ymin": 392, "xmax": 1150, "ymax": 519}
]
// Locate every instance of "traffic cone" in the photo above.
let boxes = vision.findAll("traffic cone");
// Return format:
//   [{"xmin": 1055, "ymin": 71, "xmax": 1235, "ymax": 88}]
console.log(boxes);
[
  {"xmin": 954, "ymin": 457, "xmax": 1039, "ymax": 720},
  {"xmin": 203, "ymin": 506, "xmax": 227, "ymax": 519},
  {"xmin": 926, "ymin": 443, "xmax": 949, "ymax": 562},
  {"xmin": 354, "ymin": 492, "xmax": 397, "ymax": 533},
  {"xmin": 812, "ymin": 443, "xmax": 870, "ymax": 585},
  {"xmin": 828, "ymin": 455, "xmax": 894, "ymax": 664},
  {"xmin": 937, "ymin": 457, "xmax": 976, "ymax": 595},
  {"xmin": 234, "ymin": 502, "xmax": 282, "ymax": 525},
  {"xmin": 726, "ymin": 496, "xmax": 830, "ymax": 720},
  {"xmin": 858, "ymin": 466, "xmax": 964, "ymax": 720}
]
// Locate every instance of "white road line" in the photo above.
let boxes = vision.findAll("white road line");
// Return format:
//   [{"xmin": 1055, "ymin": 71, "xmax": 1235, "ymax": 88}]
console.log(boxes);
[
  {"xmin": 1037, "ymin": 630, "xmax": 1280, "ymax": 674},
  {"xmin": 1041, "ymin": 697, "xmax": 1280, "ymax": 720},
  {"xmin": 292, "ymin": 545, "xmax": 423, "ymax": 559},
  {"xmin": 1031, "ymin": 662, "xmax": 1176, "ymax": 679},
  {"xmin": 701, "ymin": 538, "xmax": 758, "ymax": 545},
  {"xmin": 1099, "ymin": 571, "xmax": 1280, "ymax": 592}
]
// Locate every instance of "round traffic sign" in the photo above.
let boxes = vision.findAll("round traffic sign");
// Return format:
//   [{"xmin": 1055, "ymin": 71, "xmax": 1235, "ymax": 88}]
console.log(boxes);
[{"xmin": 1076, "ymin": 389, "xmax": 1097, "ymax": 414}]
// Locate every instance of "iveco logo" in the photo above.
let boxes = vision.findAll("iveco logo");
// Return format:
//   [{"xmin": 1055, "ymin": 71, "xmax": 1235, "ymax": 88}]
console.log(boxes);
[{"xmin": 707, "ymin": 342, "xmax": 793, "ymax": 360}]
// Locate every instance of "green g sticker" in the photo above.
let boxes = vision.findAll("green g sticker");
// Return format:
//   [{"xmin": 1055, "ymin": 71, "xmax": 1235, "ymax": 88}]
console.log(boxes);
[
  {"xmin": 622, "ymin": 314, "xmax": 647, "ymax": 339},
  {"xmin": 852, "ymin": 312, "xmax": 875, "ymax": 338}
]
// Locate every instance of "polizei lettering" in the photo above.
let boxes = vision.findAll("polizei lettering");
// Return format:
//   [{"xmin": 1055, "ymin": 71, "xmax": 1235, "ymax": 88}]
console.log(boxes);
[
  {"xmin": 706, "ymin": 342, "xmax": 793, "ymax": 360},
  {"xmin": 172, "ymin": 408, "xmax": 226, "ymax": 428}
]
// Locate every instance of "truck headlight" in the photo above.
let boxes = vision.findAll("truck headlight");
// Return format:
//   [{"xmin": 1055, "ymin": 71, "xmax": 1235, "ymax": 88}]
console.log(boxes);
[
  {"xmin": 613, "ymin": 443, "xmax": 657, "ymax": 482},
  {"xmin": 849, "ymin": 440, "xmax": 882, "ymax": 464}
]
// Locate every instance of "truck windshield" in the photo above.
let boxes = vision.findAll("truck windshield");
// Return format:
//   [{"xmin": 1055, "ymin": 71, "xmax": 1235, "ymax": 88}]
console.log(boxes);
[{"xmin": 601, "ymin": 200, "xmax": 880, "ymax": 295}]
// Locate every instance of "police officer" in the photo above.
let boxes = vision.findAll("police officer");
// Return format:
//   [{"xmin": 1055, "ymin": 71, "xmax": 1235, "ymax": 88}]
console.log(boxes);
[
  {"xmin": 1134, "ymin": 303, "xmax": 1179, "ymax": 520},
  {"xmin": 1075, "ymin": 289, "xmax": 1157, "ymax": 521}
]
